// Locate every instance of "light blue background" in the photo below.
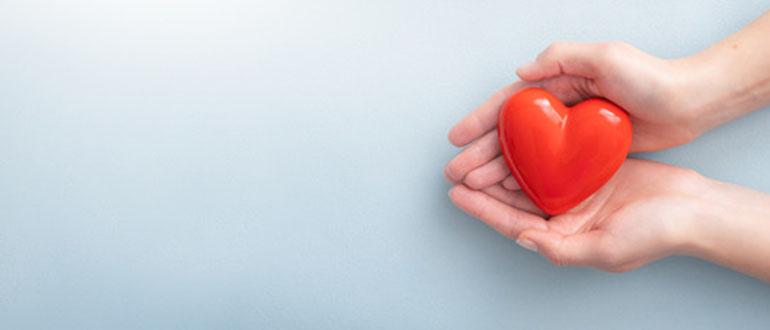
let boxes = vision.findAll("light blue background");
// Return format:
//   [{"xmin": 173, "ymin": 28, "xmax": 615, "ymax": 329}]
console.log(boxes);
[{"xmin": 2, "ymin": 0, "xmax": 770, "ymax": 329}]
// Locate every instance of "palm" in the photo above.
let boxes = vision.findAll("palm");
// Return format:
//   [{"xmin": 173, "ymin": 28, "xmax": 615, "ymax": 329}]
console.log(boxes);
[
  {"xmin": 542, "ymin": 159, "xmax": 700, "ymax": 270},
  {"xmin": 449, "ymin": 158, "xmax": 703, "ymax": 271},
  {"xmin": 445, "ymin": 42, "xmax": 712, "ymax": 270}
]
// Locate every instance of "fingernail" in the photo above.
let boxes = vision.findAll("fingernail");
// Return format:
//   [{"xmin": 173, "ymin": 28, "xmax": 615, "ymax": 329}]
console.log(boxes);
[
  {"xmin": 516, "ymin": 238, "xmax": 538, "ymax": 252},
  {"xmin": 444, "ymin": 166, "xmax": 458, "ymax": 182}
]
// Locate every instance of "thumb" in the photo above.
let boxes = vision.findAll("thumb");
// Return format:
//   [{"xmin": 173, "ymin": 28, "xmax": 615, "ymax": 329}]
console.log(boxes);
[
  {"xmin": 516, "ymin": 42, "xmax": 616, "ymax": 81},
  {"xmin": 517, "ymin": 229, "xmax": 610, "ymax": 267}
]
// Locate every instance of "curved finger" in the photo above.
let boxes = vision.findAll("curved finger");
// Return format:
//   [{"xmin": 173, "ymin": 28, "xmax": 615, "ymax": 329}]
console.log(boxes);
[
  {"xmin": 448, "ymin": 81, "xmax": 530, "ymax": 147},
  {"xmin": 501, "ymin": 175, "xmax": 521, "ymax": 191},
  {"xmin": 464, "ymin": 156, "xmax": 509, "ymax": 190},
  {"xmin": 444, "ymin": 129, "xmax": 499, "ymax": 183},
  {"xmin": 516, "ymin": 41, "xmax": 608, "ymax": 81},
  {"xmin": 481, "ymin": 184, "xmax": 547, "ymax": 217},
  {"xmin": 449, "ymin": 184, "xmax": 548, "ymax": 239},
  {"xmin": 539, "ymin": 75, "xmax": 601, "ymax": 105}
]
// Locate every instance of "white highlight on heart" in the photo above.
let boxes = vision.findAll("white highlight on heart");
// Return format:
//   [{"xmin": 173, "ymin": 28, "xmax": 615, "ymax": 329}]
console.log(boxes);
[{"xmin": 599, "ymin": 108, "xmax": 621, "ymax": 125}]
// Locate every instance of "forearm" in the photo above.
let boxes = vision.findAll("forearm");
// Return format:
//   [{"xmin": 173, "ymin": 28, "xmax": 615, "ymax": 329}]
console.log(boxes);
[
  {"xmin": 675, "ymin": 10, "xmax": 770, "ymax": 132},
  {"xmin": 683, "ymin": 178, "xmax": 770, "ymax": 282}
]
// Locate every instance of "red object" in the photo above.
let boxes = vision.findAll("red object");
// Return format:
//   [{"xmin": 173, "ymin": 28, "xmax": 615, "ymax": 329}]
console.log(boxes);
[{"xmin": 497, "ymin": 88, "xmax": 632, "ymax": 215}]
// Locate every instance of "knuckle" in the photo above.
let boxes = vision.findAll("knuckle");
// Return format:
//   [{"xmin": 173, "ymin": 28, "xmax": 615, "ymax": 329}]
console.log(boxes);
[
  {"xmin": 600, "ymin": 41, "xmax": 629, "ymax": 60},
  {"xmin": 543, "ymin": 41, "xmax": 567, "ymax": 57},
  {"xmin": 550, "ymin": 41, "xmax": 568, "ymax": 50},
  {"xmin": 603, "ymin": 41, "xmax": 628, "ymax": 51}
]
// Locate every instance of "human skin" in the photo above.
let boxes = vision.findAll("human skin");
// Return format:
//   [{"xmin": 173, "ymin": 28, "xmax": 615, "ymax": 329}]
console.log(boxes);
[
  {"xmin": 445, "ymin": 11, "xmax": 770, "ymax": 281},
  {"xmin": 449, "ymin": 159, "xmax": 770, "ymax": 282}
]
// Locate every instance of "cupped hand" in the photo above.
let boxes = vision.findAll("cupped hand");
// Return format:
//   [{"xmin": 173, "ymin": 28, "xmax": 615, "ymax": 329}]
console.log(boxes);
[
  {"xmin": 449, "ymin": 158, "xmax": 707, "ymax": 272},
  {"xmin": 445, "ymin": 41, "xmax": 704, "ymax": 190}
]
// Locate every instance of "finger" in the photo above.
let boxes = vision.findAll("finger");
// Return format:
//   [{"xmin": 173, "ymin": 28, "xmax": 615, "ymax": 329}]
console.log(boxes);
[
  {"xmin": 501, "ymin": 175, "xmax": 521, "ymax": 191},
  {"xmin": 449, "ymin": 184, "xmax": 548, "ymax": 238},
  {"xmin": 539, "ymin": 75, "xmax": 601, "ymax": 105},
  {"xmin": 517, "ymin": 42, "xmax": 610, "ymax": 81},
  {"xmin": 517, "ymin": 229, "xmax": 618, "ymax": 268},
  {"xmin": 535, "ymin": 212, "xmax": 583, "ymax": 236},
  {"xmin": 481, "ymin": 184, "xmax": 546, "ymax": 217},
  {"xmin": 448, "ymin": 81, "xmax": 531, "ymax": 147},
  {"xmin": 464, "ymin": 156, "xmax": 509, "ymax": 190},
  {"xmin": 444, "ymin": 129, "xmax": 500, "ymax": 183}
]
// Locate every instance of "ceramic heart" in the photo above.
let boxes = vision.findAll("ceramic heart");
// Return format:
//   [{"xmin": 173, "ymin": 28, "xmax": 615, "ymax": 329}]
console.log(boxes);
[{"xmin": 497, "ymin": 88, "xmax": 632, "ymax": 215}]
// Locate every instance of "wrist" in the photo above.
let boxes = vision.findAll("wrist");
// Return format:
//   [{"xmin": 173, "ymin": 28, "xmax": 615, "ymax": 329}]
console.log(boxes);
[
  {"xmin": 675, "ymin": 175, "xmax": 770, "ymax": 272},
  {"xmin": 662, "ymin": 171, "xmax": 724, "ymax": 257},
  {"xmin": 672, "ymin": 175, "xmax": 731, "ymax": 258},
  {"xmin": 670, "ymin": 28, "xmax": 770, "ymax": 135},
  {"xmin": 666, "ymin": 55, "xmax": 731, "ymax": 137}
]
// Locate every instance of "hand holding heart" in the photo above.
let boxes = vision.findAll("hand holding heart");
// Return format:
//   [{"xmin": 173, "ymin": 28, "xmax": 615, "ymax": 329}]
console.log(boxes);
[
  {"xmin": 448, "ymin": 159, "xmax": 707, "ymax": 272},
  {"xmin": 444, "ymin": 21, "xmax": 770, "ymax": 281},
  {"xmin": 443, "ymin": 41, "xmax": 707, "ymax": 270},
  {"xmin": 445, "ymin": 42, "xmax": 706, "ymax": 194}
]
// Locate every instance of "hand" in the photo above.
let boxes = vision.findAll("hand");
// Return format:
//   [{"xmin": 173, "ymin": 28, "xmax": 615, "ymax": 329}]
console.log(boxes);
[
  {"xmin": 444, "ymin": 41, "xmax": 703, "ymax": 189},
  {"xmin": 446, "ymin": 12, "xmax": 770, "ymax": 281},
  {"xmin": 515, "ymin": 41, "xmax": 705, "ymax": 152},
  {"xmin": 449, "ymin": 158, "xmax": 706, "ymax": 272}
]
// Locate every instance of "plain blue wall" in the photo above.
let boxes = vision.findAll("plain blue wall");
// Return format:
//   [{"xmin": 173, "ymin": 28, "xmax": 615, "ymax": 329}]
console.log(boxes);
[{"xmin": 2, "ymin": 0, "xmax": 770, "ymax": 329}]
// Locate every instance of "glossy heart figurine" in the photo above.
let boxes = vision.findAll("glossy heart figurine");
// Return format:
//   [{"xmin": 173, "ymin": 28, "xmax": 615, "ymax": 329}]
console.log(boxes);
[{"xmin": 498, "ymin": 88, "xmax": 632, "ymax": 215}]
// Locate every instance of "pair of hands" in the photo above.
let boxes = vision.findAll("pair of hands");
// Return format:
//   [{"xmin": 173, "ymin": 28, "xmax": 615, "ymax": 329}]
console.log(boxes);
[{"xmin": 445, "ymin": 41, "xmax": 722, "ymax": 271}]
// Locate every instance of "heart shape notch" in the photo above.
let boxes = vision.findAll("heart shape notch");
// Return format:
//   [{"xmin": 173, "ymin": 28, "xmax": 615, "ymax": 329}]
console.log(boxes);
[{"xmin": 498, "ymin": 88, "xmax": 632, "ymax": 215}]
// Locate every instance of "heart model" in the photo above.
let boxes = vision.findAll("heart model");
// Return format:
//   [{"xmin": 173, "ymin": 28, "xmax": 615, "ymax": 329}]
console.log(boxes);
[{"xmin": 497, "ymin": 88, "xmax": 632, "ymax": 215}]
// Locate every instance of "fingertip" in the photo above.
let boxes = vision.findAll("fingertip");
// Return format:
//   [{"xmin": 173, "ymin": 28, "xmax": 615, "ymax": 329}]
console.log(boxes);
[
  {"xmin": 516, "ymin": 229, "xmax": 545, "ymax": 252},
  {"xmin": 448, "ymin": 125, "xmax": 470, "ymax": 147},
  {"xmin": 518, "ymin": 229, "xmax": 559, "ymax": 247},
  {"xmin": 502, "ymin": 176, "xmax": 520, "ymax": 190},
  {"xmin": 448, "ymin": 184, "xmax": 468, "ymax": 202},
  {"xmin": 447, "ymin": 126, "xmax": 458, "ymax": 145},
  {"xmin": 515, "ymin": 237, "xmax": 538, "ymax": 252},
  {"xmin": 518, "ymin": 229, "xmax": 566, "ymax": 264},
  {"xmin": 514, "ymin": 67, "xmax": 529, "ymax": 81},
  {"xmin": 517, "ymin": 228, "xmax": 540, "ymax": 241},
  {"xmin": 449, "ymin": 184, "xmax": 488, "ymax": 213},
  {"xmin": 463, "ymin": 175, "xmax": 497, "ymax": 192},
  {"xmin": 444, "ymin": 164, "xmax": 459, "ymax": 183},
  {"xmin": 463, "ymin": 169, "xmax": 488, "ymax": 191},
  {"xmin": 463, "ymin": 156, "xmax": 508, "ymax": 190},
  {"xmin": 516, "ymin": 60, "xmax": 540, "ymax": 81}
]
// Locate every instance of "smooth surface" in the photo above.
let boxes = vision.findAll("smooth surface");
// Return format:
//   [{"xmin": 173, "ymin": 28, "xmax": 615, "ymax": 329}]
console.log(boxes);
[
  {"xmin": 498, "ymin": 88, "xmax": 632, "ymax": 214},
  {"xmin": 2, "ymin": 0, "xmax": 770, "ymax": 329}
]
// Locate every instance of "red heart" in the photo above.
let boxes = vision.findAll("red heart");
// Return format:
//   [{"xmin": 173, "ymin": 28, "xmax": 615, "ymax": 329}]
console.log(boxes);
[{"xmin": 497, "ymin": 88, "xmax": 632, "ymax": 215}]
